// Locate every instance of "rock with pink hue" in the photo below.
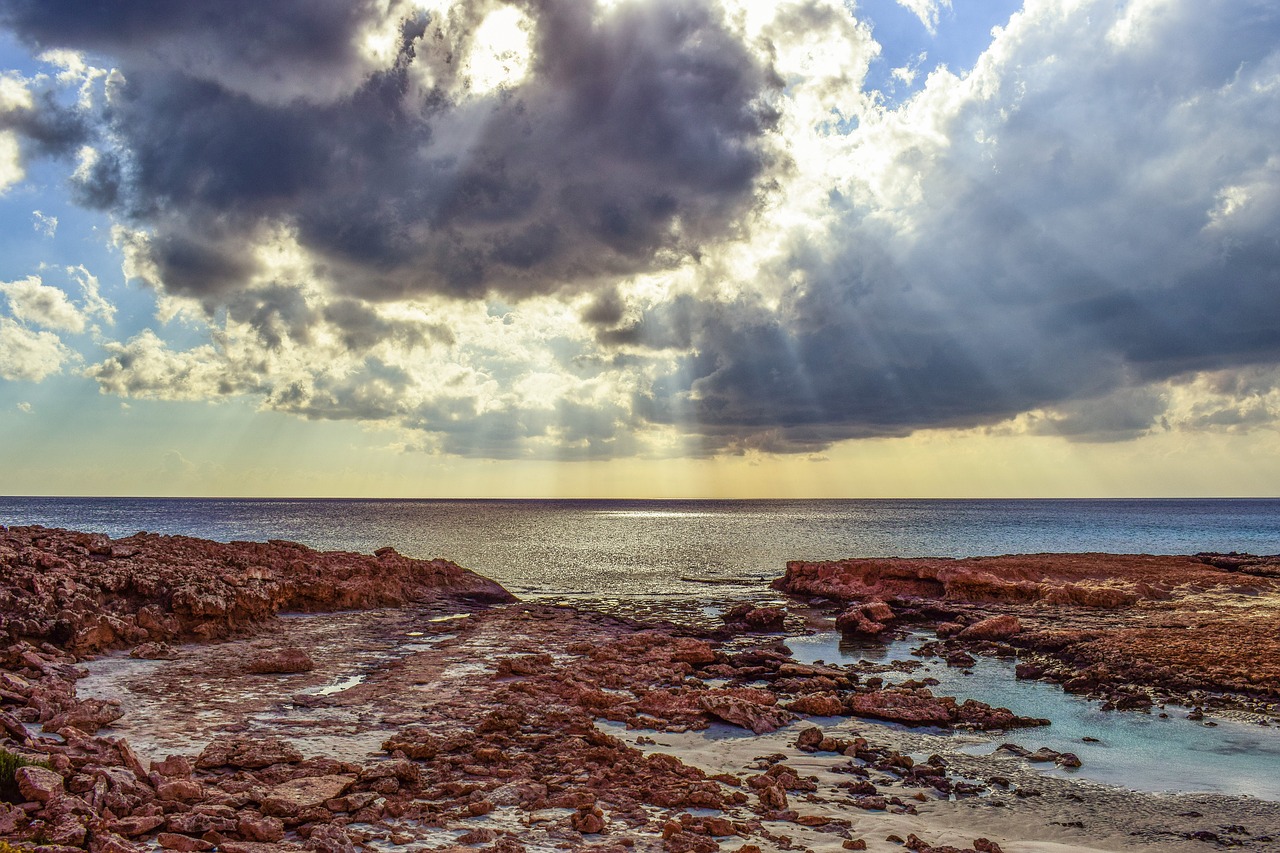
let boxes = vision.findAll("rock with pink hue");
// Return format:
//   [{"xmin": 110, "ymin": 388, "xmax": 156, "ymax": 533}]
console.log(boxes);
[
  {"xmin": 306, "ymin": 823, "xmax": 358, "ymax": 853},
  {"xmin": 158, "ymin": 832, "xmax": 214, "ymax": 852},
  {"xmin": 785, "ymin": 693, "xmax": 846, "ymax": 717},
  {"xmin": 108, "ymin": 814, "xmax": 167, "ymax": 836},
  {"xmin": 151, "ymin": 755, "xmax": 193, "ymax": 778},
  {"xmin": 698, "ymin": 693, "xmax": 795, "ymax": 734},
  {"xmin": 0, "ymin": 525, "xmax": 515, "ymax": 656},
  {"xmin": 861, "ymin": 600, "xmax": 895, "ymax": 622},
  {"xmin": 156, "ymin": 778, "xmax": 203, "ymax": 802},
  {"xmin": 958, "ymin": 615, "xmax": 1022, "ymax": 641},
  {"xmin": 496, "ymin": 653, "xmax": 552, "ymax": 675},
  {"xmin": 130, "ymin": 641, "xmax": 180, "ymax": 660},
  {"xmin": 262, "ymin": 775, "xmax": 355, "ymax": 811},
  {"xmin": 15, "ymin": 764, "xmax": 64, "ymax": 803},
  {"xmin": 238, "ymin": 812, "xmax": 286, "ymax": 842},
  {"xmin": 848, "ymin": 690, "xmax": 955, "ymax": 727},
  {"xmin": 835, "ymin": 607, "xmax": 886, "ymax": 636},
  {"xmin": 723, "ymin": 603, "xmax": 787, "ymax": 631},
  {"xmin": 245, "ymin": 648, "xmax": 315, "ymax": 674},
  {"xmin": 775, "ymin": 553, "xmax": 1274, "ymax": 607},
  {"xmin": 42, "ymin": 697, "xmax": 124, "ymax": 734},
  {"xmin": 571, "ymin": 805, "xmax": 606, "ymax": 833},
  {"xmin": 670, "ymin": 638, "xmax": 718, "ymax": 665},
  {"xmin": 196, "ymin": 735, "xmax": 303, "ymax": 769}
]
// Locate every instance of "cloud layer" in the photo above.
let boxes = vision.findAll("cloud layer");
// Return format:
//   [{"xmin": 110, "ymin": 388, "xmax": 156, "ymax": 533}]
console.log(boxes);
[
  {"xmin": 5, "ymin": 0, "xmax": 780, "ymax": 301},
  {"xmin": 3, "ymin": 0, "xmax": 1280, "ymax": 459}
]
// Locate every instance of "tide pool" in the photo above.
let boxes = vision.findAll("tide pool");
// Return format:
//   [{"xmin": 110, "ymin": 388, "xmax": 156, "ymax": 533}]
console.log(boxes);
[{"xmin": 786, "ymin": 631, "xmax": 1280, "ymax": 801}]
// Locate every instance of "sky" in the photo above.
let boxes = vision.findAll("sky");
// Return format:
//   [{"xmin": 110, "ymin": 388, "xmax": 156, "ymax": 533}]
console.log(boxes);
[{"xmin": 1, "ymin": 0, "xmax": 1279, "ymax": 498}]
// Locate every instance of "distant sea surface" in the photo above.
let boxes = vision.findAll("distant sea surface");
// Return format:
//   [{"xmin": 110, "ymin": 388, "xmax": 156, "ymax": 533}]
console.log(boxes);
[{"xmin": 2, "ymin": 498, "xmax": 1277, "ymax": 598}]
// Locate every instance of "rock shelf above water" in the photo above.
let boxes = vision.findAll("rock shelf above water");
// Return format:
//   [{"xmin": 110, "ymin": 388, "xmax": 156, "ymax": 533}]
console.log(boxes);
[
  {"xmin": 775, "ymin": 553, "xmax": 1280, "ymax": 703},
  {"xmin": 0, "ymin": 525, "xmax": 515, "ymax": 656}
]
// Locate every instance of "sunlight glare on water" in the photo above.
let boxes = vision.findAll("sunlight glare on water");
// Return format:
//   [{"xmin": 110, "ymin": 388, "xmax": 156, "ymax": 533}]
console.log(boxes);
[{"xmin": 3, "ymin": 498, "xmax": 1278, "ymax": 597}]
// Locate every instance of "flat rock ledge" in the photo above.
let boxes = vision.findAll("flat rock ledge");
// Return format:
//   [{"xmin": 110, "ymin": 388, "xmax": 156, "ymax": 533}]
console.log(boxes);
[{"xmin": 0, "ymin": 525, "xmax": 515, "ymax": 656}]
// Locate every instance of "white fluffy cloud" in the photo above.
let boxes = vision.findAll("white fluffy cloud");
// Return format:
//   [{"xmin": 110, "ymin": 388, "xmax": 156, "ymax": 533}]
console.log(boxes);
[
  {"xmin": 0, "ymin": 316, "xmax": 70, "ymax": 381},
  {"xmin": 0, "ymin": 275, "xmax": 89, "ymax": 332}
]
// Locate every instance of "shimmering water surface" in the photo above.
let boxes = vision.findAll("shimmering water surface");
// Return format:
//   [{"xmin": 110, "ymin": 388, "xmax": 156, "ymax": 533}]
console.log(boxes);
[{"xmin": 2, "ymin": 497, "xmax": 1277, "ymax": 596}]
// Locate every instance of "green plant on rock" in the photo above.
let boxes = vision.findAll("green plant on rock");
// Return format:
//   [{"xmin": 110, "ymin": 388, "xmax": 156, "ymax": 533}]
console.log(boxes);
[
  {"xmin": 0, "ymin": 747, "xmax": 51, "ymax": 804},
  {"xmin": 0, "ymin": 841, "xmax": 30, "ymax": 853}
]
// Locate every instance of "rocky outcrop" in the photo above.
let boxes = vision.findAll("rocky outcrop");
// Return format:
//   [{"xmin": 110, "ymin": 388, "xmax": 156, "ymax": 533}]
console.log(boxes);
[
  {"xmin": 0, "ymin": 526, "xmax": 514, "ymax": 655},
  {"xmin": 775, "ymin": 553, "xmax": 1275, "ymax": 608},
  {"xmin": 245, "ymin": 649, "xmax": 315, "ymax": 674},
  {"xmin": 957, "ymin": 615, "xmax": 1021, "ymax": 641}
]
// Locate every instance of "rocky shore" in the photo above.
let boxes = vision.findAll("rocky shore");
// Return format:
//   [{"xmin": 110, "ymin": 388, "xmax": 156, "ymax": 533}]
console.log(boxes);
[
  {"xmin": 775, "ymin": 553, "xmax": 1280, "ymax": 714},
  {"xmin": 2, "ymin": 526, "xmax": 1279, "ymax": 853}
]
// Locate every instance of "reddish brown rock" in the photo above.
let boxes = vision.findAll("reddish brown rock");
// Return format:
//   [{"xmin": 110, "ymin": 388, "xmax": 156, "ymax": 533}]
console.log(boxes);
[
  {"xmin": 572, "ymin": 806, "xmax": 606, "ymax": 833},
  {"xmin": 0, "ymin": 525, "xmax": 514, "ymax": 655},
  {"xmin": 786, "ymin": 693, "xmax": 846, "ymax": 717},
  {"xmin": 238, "ymin": 812, "xmax": 286, "ymax": 842},
  {"xmin": 958, "ymin": 615, "xmax": 1021, "ymax": 641},
  {"xmin": 196, "ymin": 735, "xmax": 303, "ymax": 769},
  {"xmin": 848, "ymin": 690, "xmax": 955, "ymax": 727},
  {"xmin": 835, "ymin": 607, "xmax": 885, "ymax": 636},
  {"xmin": 156, "ymin": 778, "xmax": 203, "ymax": 802},
  {"xmin": 158, "ymin": 832, "xmax": 214, "ymax": 852},
  {"xmin": 151, "ymin": 755, "xmax": 193, "ymax": 778},
  {"xmin": 15, "ymin": 764, "xmax": 64, "ymax": 803},
  {"xmin": 306, "ymin": 823, "xmax": 358, "ymax": 853},
  {"xmin": 109, "ymin": 814, "xmax": 167, "ymax": 836},
  {"xmin": 497, "ymin": 653, "xmax": 553, "ymax": 675},
  {"xmin": 698, "ymin": 694, "xmax": 795, "ymax": 734},
  {"xmin": 723, "ymin": 604, "xmax": 787, "ymax": 631},
  {"xmin": 130, "ymin": 641, "xmax": 180, "ymax": 660},
  {"xmin": 42, "ymin": 697, "xmax": 124, "ymax": 734},
  {"xmin": 263, "ymin": 775, "xmax": 356, "ymax": 811},
  {"xmin": 775, "ymin": 553, "xmax": 1271, "ymax": 608},
  {"xmin": 245, "ymin": 648, "xmax": 315, "ymax": 674}
]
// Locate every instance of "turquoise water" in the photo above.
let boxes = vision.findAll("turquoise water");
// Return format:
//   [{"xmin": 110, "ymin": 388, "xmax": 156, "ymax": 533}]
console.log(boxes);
[
  {"xmin": 786, "ymin": 632, "xmax": 1280, "ymax": 800},
  {"xmin": 1, "ymin": 498, "xmax": 1277, "ymax": 596}
]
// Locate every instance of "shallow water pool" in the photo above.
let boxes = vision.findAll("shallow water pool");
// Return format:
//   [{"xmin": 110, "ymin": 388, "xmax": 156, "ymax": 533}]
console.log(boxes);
[{"xmin": 786, "ymin": 631, "xmax": 1280, "ymax": 801}]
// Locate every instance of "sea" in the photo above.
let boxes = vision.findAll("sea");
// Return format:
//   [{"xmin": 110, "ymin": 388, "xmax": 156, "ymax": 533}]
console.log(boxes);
[{"xmin": 2, "ymin": 497, "xmax": 1277, "ymax": 598}]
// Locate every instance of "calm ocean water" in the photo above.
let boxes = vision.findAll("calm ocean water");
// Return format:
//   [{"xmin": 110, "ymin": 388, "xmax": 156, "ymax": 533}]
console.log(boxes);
[{"xmin": 1, "ymin": 498, "xmax": 1277, "ymax": 597}]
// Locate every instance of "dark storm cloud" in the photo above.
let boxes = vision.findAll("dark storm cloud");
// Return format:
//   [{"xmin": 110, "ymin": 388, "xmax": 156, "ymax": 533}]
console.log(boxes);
[
  {"xmin": 0, "ymin": 0, "xmax": 384, "ymax": 102},
  {"xmin": 0, "ymin": 87, "xmax": 89, "ymax": 156},
  {"xmin": 611, "ymin": 0, "xmax": 1280, "ymax": 452},
  {"xmin": 2, "ymin": 0, "xmax": 780, "ymax": 300},
  {"xmin": 322, "ymin": 298, "xmax": 454, "ymax": 351}
]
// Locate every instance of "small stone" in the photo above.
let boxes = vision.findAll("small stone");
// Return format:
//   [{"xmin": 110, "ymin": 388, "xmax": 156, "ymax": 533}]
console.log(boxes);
[
  {"xmin": 245, "ymin": 648, "xmax": 314, "ymax": 674},
  {"xmin": 157, "ymin": 779, "xmax": 203, "ymax": 802},
  {"xmin": 795, "ymin": 726, "xmax": 824, "ymax": 751},
  {"xmin": 958, "ymin": 615, "xmax": 1022, "ymax": 641},
  {"xmin": 157, "ymin": 832, "xmax": 214, "ymax": 852},
  {"xmin": 1055, "ymin": 752, "xmax": 1082, "ymax": 768},
  {"xmin": 238, "ymin": 813, "xmax": 285, "ymax": 842},
  {"xmin": 571, "ymin": 809, "xmax": 605, "ymax": 833},
  {"xmin": 15, "ymin": 765, "xmax": 63, "ymax": 803}
]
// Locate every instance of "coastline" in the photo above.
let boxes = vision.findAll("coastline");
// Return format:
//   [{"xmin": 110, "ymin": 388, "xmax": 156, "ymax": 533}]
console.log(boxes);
[{"xmin": 2, "ymin": 525, "xmax": 1278, "ymax": 852}]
